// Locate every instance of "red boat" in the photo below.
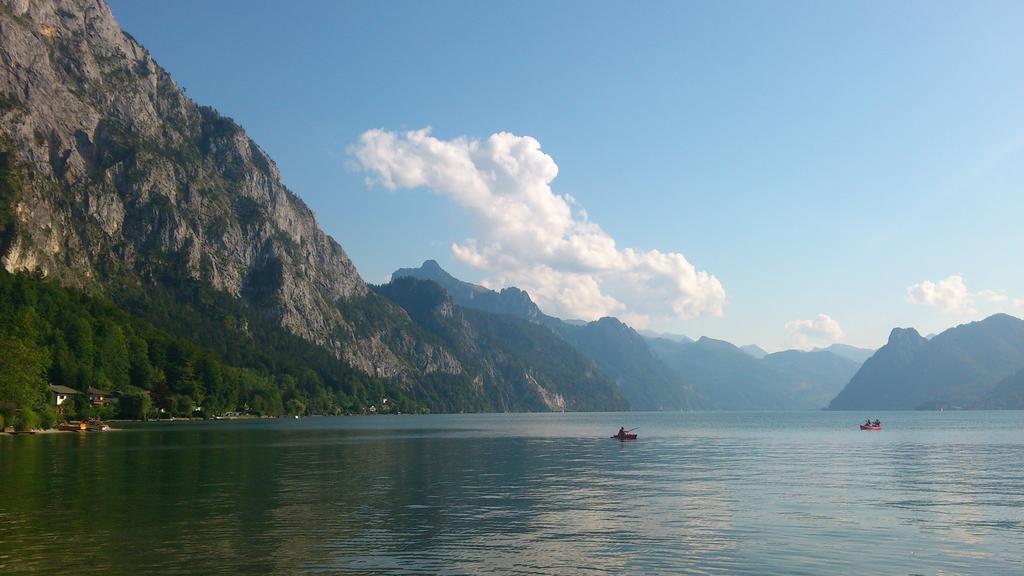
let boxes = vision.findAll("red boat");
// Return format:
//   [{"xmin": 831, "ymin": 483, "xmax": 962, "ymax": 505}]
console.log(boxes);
[
  {"xmin": 859, "ymin": 424, "xmax": 882, "ymax": 431},
  {"xmin": 612, "ymin": 432, "xmax": 638, "ymax": 441}
]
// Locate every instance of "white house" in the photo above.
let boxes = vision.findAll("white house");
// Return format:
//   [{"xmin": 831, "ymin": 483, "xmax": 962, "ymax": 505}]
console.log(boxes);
[{"xmin": 49, "ymin": 384, "xmax": 80, "ymax": 407}]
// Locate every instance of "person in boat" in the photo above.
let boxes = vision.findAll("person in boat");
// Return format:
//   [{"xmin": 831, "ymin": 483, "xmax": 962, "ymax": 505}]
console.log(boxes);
[
  {"xmin": 618, "ymin": 427, "xmax": 626, "ymax": 438},
  {"xmin": 873, "ymin": 419, "xmax": 881, "ymax": 426},
  {"xmin": 865, "ymin": 418, "xmax": 872, "ymax": 426}
]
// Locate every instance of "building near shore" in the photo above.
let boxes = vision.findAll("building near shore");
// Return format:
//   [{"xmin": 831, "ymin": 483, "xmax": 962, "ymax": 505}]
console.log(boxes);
[{"xmin": 49, "ymin": 385, "xmax": 80, "ymax": 407}]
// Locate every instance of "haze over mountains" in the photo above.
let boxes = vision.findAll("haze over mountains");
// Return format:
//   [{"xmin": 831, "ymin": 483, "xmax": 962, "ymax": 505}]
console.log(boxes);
[
  {"xmin": 2, "ymin": 0, "xmax": 1020, "ymax": 416},
  {"xmin": 394, "ymin": 261, "xmax": 864, "ymax": 410}
]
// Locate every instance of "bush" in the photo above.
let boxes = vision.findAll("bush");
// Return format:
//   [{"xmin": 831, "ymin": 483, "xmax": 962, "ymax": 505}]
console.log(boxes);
[
  {"xmin": 38, "ymin": 407, "xmax": 58, "ymax": 430},
  {"xmin": 15, "ymin": 407, "xmax": 39, "ymax": 431},
  {"xmin": 96, "ymin": 403, "xmax": 117, "ymax": 421}
]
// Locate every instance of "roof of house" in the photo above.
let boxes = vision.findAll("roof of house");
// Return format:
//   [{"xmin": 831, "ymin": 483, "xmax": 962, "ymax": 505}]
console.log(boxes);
[
  {"xmin": 87, "ymin": 387, "xmax": 115, "ymax": 396},
  {"xmin": 49, "ymin": 385, "xmax": 80, "ymax": 395}
]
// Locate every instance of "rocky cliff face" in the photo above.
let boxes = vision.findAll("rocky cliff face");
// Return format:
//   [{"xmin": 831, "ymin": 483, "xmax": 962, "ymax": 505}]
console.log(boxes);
[
  {"xmin": 377, "ymin": 277, "xmax": 628, "ymax": 412},
  {"xmin": 0, "ymin": 0, "xmax": 439, "ymax": 377},
  {"xmin": 394, "ymin": 260, "xmax": 548, "ymax": 322}
]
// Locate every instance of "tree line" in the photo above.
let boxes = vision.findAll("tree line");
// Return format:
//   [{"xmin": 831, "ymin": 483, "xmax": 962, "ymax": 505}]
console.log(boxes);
[{"xmin": 0, "ymin": 270, "xmax": 423, "ymax": 430}]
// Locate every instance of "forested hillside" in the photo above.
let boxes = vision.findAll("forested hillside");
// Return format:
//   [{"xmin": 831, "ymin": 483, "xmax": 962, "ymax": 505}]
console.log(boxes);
[
  {"xmin": 0, "ymin": 270, "xmax": 422, "ymax": 427},
  {"xmin": 0, "ymin": 0, "xmax": 631, "ymax": 419}
]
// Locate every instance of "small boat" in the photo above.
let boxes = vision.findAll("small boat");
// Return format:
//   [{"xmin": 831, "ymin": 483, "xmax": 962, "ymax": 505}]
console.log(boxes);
[
  {"xmin": 58, "ymin": 421, "xmax": 88, "ymax": 432},
  {"xmin": 611, "ymin": 432, "xmax": 638, "ymax": 441},
  {"xmin": 85, "ymin": 419, "xmax": 111, "ymax": 432},
  {"xmin": 859, "ymin": 424, "xmax": 882, "ymax": 431}
]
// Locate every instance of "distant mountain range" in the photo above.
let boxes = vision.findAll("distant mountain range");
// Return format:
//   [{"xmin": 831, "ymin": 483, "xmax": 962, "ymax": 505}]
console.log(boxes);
[
  {"xmin": 828, "ymin": 314, "xmax": 1024, "ymax": 410},
  {"xmin": 648, "ymin": 337, "xmax": 860, "ymax": 410},
  {"xmin": 395, "ymin": 260, "xmax": 863, "ymax": 410},
  {"xmin": 3, "ymin": 0, "xmax": 1016, "ymax": 417},
  {"xmin": 814, "ymin": 343, "xmax": 875, "ymax": 364},
  {"xmin": 402, "ymin": 253, "xmax": 1024, "ymax": 413},
  {"xmin": 638, "ymin": 329, "xmax": 695, "ymax": 344},
  {"xmin": 393, "ymin": 261, "xmax": 704, "ymax": 410}
]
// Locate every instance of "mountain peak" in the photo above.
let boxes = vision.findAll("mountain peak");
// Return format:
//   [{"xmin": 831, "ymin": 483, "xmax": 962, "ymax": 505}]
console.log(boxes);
[
  {"xmin": 740, "ymin": 344, "xmax": 768, "ymax": 359},
  {"xmin": 695, "ymin": 336, "xmax": 741, "ymax": 352},
  {"xmin": 887, "ymin": 327, "xmax": 924, "ymax": 346},
  {"xmin": 981, "ymin": 312, "xmax": 1021, "ymax": 324},
  {"xmin": 831, "ymin": 315, "xmax": 1024, "ymax": 410},
  {"xmin": 392, "ymin": 259, "xmax": 545, "ymax": 322}
]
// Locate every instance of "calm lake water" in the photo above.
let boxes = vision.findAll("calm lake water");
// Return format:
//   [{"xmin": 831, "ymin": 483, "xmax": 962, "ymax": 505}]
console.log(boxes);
[{"xmin": 1, "ymin": 411, "xmax": 1023, "ymax": 575}]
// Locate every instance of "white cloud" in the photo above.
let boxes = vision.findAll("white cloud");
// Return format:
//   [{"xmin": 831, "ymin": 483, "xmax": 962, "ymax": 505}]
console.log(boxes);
[
  {"xmin": 784, "ymin": 314, "xmax": 844, "ymax": 348},
  {"xmin": 350, "ymin": 128, "xmax": 726, "ymax": 322},
  {"xmin": 906, "ymin": 275, "xmax": 975, "ymax": 314},
  {"xmin": 978, "ymin": 289, "xmax": 1009, "ymax": 304},
  {"xmin": 1013, "ymin": 298, "xmax": 1024, "ymax": 311}
]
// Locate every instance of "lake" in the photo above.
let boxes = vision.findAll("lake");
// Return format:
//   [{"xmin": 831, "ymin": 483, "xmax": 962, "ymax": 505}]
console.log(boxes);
[{"xmin": 1, "ymin": 411, "xmax": 1023, "ymax": 575}]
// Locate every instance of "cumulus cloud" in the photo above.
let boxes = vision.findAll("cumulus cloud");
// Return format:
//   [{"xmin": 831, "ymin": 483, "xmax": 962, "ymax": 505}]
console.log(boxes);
[
  {"xmin": 349, "ymin": 128, "xmax": 725, "ymax": 322},
  {"xmin": 906, "ymin": 275, "xmax": 975, "ymax": 314},
  {"xmin": 784, "ymin": 314, "xmax": 844, "ymax": 348}
]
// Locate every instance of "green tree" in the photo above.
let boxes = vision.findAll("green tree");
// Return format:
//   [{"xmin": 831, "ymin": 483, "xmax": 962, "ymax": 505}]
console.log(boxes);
[
  {"xmin": 48, "ymin": 331, "xmax": 79, "ymax": 388},
  {"xmin": 15, "ymin": 407, "xmax": 39, "ymax": 431},
  {"xmin": 68, "ymin": 317, "xmax": 94, "ymax": 366},
  {"xmin": 118, "ymin": 390, "xmax": 152, "ymax": 420},
  {"xmin": 286, "ymin": 398, "xmax": 306, "ymax": 416},
  {"xmin": 171, "ymin": 394, "xmax": 194, "ymax": 417},
  {"xmin": 0, "ymin": 335, "xmax": 50, "ymax": 409},
  {"xmin": 38, "ymin": 406, "xmax": 57, "ymax": 430},
  {"xmin": 97, "ymin": 322, "xmax": 130, "ymax": 391},
  {"xmin": 128, "ymin": 336, "xmax": 153, "ymax": 388}
]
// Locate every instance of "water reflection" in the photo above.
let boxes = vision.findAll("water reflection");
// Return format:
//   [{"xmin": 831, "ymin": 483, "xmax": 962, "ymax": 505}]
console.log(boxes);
[{"xmin": 1, "ymin": 412, "xmax": 1023, "ymax": 575}]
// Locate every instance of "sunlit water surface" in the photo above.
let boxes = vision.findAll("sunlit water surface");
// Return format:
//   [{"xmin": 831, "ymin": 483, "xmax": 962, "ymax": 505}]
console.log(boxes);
[{"xmin": 2, "ymin": 411, "xmax": 1023, "ymax": 575}]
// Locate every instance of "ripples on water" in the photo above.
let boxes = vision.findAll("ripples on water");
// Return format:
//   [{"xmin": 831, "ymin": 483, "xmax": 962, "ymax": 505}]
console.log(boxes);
[{"xmin": 1, "ymin": 412, "xmax": 1023, "ymax": 575}]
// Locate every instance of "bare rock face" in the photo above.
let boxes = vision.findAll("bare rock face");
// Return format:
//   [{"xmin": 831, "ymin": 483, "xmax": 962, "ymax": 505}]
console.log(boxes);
[{"xmin": 0, "ymin": 0, "xmax": 418, "ymax": 376}]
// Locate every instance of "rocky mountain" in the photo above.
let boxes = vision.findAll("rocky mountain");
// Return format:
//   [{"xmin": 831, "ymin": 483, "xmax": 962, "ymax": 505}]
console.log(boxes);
[
  {"xmin": 828, "ymin": 314, "xmax": 1024, "ymax": 410},
  {"xmin": 395, "ymin": 260, "xmax": 867, "ymax": 411},
  {"xmin": 0, "ymin": 0, "xmax": 633, "ymax": 414},
  {"xmin": 376, "ymin": 277, "xmax": 627, "ymax": 412},
  {"xmin": 394, "ymin": 260, "xmax": 705, "ymax": 410},
  {"xmin": 0, "ymin": 0, "xmax": 402, "ymax": 367},
  {"xmin": 393, "ymin": 260, "xmax": 546, "ymax": 323}
]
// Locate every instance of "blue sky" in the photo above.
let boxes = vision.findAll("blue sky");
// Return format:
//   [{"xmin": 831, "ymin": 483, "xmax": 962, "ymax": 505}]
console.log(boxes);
[{"xmin": 108, "ymin": 0, "xmax": 1024, "ymax": 350}]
